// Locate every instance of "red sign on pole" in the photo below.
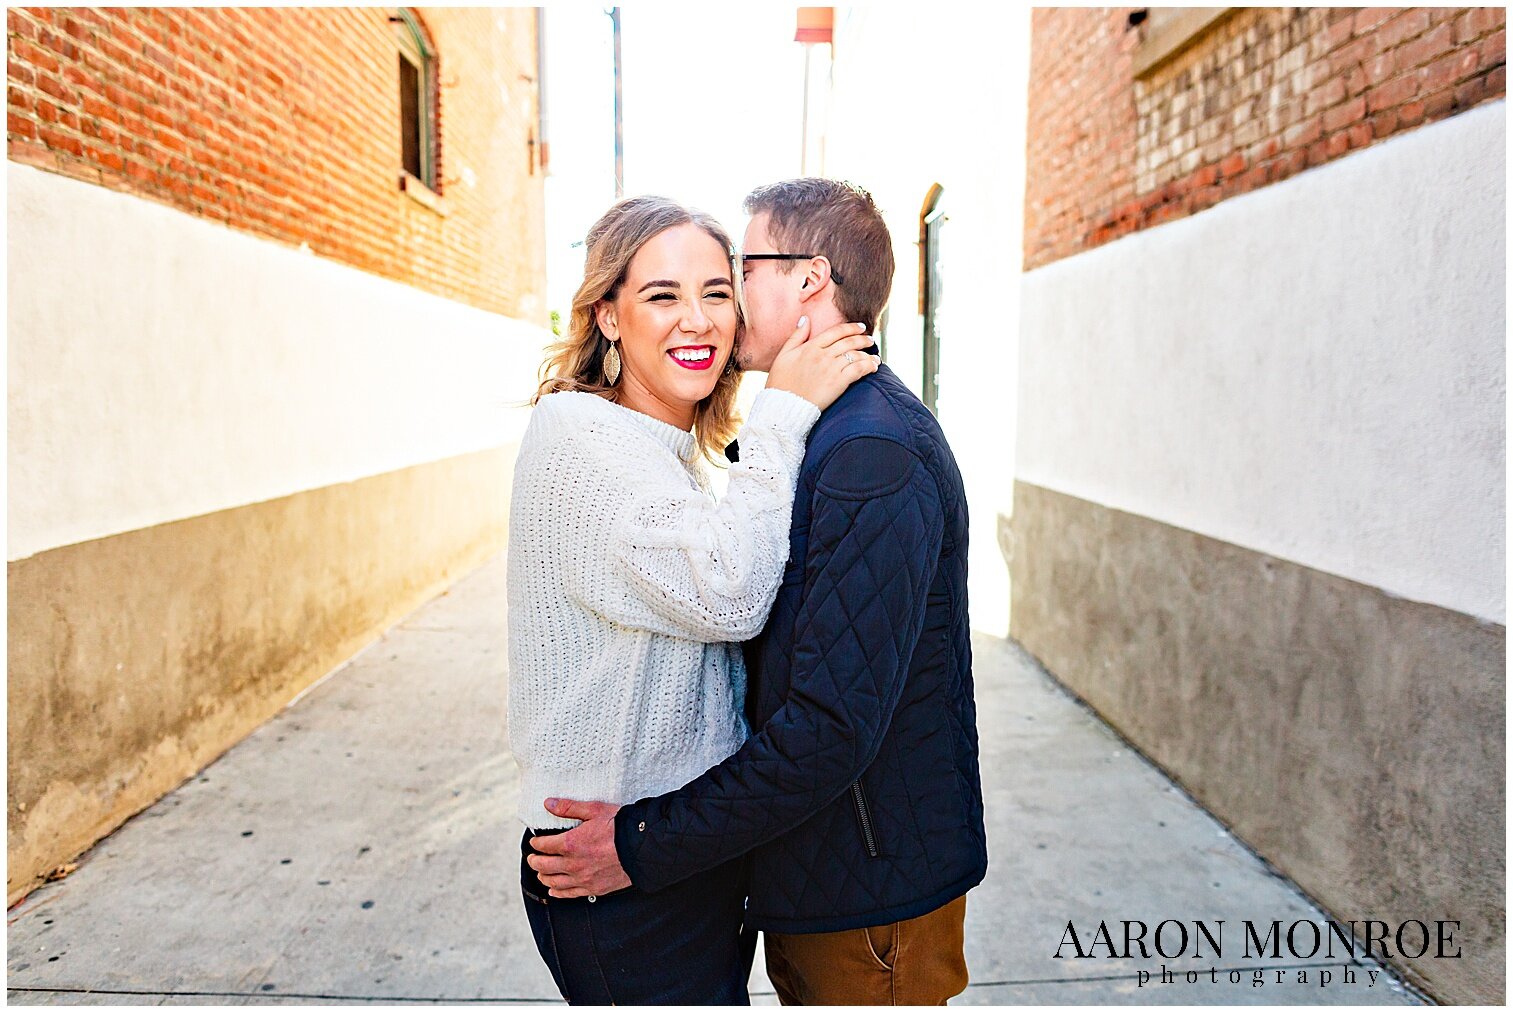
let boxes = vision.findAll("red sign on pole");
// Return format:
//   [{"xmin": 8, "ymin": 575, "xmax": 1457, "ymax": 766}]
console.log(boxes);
[{"xmin": 794, "ymin": 7, "xmax": 833, "ymax": 44}]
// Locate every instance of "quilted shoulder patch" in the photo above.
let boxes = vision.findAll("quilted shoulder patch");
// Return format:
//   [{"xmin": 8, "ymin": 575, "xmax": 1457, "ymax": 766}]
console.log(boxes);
[{"xmin": 815, "ymin": 437, "xmax": 921, "ymax": 501}]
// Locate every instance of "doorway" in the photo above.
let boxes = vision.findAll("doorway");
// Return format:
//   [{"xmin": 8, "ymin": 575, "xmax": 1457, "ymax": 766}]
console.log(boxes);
[{"xmin": 920, "ymin": 184, "xmax": 945, "ymax": 415}]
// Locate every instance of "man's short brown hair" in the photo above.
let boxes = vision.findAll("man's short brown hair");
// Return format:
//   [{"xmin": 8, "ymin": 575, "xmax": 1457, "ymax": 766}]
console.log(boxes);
[{"xmin": 744, "ymin": 178, "xmax": 894, "ymax": 332}]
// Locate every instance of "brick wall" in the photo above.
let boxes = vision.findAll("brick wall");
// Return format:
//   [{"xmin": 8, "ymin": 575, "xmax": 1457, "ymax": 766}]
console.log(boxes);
[
  {"xmin": 6, "ymin": 7, "xmax": 545, "ymax": 319},
  {"xmin": 1024, "ymin": 7, "xmax": 1506, "ymax": 271}
]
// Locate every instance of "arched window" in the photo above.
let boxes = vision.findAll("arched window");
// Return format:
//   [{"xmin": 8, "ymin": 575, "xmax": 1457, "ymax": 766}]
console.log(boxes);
[{"xmin": 395, "ymin": 9, "xmax": 438, "ymax": 192}]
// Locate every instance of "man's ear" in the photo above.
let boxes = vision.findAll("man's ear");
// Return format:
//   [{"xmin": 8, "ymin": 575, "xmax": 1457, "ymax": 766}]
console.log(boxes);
[
  {"xmin": 595, "ymin": 301, "xmax": 618, "ymax": 340},
  {"xmin": 796, "ymin": 257, "xmax": 833, "ymax": 304}
]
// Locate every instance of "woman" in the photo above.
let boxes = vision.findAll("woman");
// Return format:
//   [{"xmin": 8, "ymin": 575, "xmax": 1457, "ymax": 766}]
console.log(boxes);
[{"xmin": 506, "ymin": 195, "xmax": 876, "ymax": 1004}]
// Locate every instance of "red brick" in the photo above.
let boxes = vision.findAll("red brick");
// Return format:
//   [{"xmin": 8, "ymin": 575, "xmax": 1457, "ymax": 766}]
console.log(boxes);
[
  {"xmin": 97, "ymin": 36, "xmax": 135, "ymax": 68},
  {"xmin": 1377, "ymin": 8, "xmax": 1433, "ymax": 50},
  {"xmin": 1237, "ymin": 164, "xmax": 1270, "ymax": 192},
  {"xmin": 1218, "ymin": 152, "xmax": 1246, "ymax": 177},
  {"xmin": 79, "ymin": 92, "xmax": 112, "ymax": 120},
  {"xmin": 1474, "ymin": 7, "xmax": 1507, "ymax": 36},
  {"xmin": 8, "ymin": 138, "xmax": 50, "ymax": 164},
  {"xmin": 153, "ymin": 128, "xmax": 188, "ymax": 155},
  {"xmin": 1306, "ymin": 75, "xmax": 1348, "ymax": 115},
  {"xmin": 1247, "ymin": 136, "xmax": 1281, "ymax": 163},
  {"xmin": 61, "ymin": 13, "xmax": 95, "ymax": 45},
  {"xmin": 34, "ymin": 72, "xmax": 72, "ymax": 105},
  {"xmin": 7, "ymin": 58, "xmax": 37, "ymax": 88},
  {"xmin": 8, "ymin": 11, "xmax": 39, "ymax": 43},
  {"xmin": 1419, "ymin": 50, "xmax": 1475, "ymax": 94},
  {"xmin": 1481, "ymin": 28, "xmax": 1506, "ymax": 68},
  {"xmin": 1021, "ymin": 7, "xmax": 1503, "ymax": 267},
  {"xmin": 1363, "ymin": 49, "xmax": 1398, "ymax": 87},
  {"xmin": 1352, "ymin": 7, "xmax": 1396, "ymax": 37},
  {"xmin": 1282, "ymin": 115, "xmax": 1324, "ymax": 148},
  {"xmin": 1454, "ymin": 11, "xmax": 1477, "ymax": 46},
  {"xmin": 1422, "ymin": 87, "xmax": 1456, "ymax": 120},
  {"xmin": 1323, "ymin": 95, "xmax": 1367, "ymax": 133},
  {"xmin": 1331, "ymin": 36, "xmax": 1370, "ymax": 77},
  {"xmin": 1150, "ymin": 201, "xmax": 1182, "ymax": 226},
  {"xmin": 1366, "ymin": 74, "xmax": 1419, "ymax": 113},
  {"xmin": 1453, "ymin": 75, "xmax": 1487, "ymax": 109},
  {"xmin": 11, "ymin": 38, "xmax": 60, "ymax": 75},
  {"xmin": 1321, "ymin": 15, "xmax": 1356, "ymax": 55},
  {"xmin": 5, "ymin": 7, "xmax": 544, "ymax": 316},
  {"xmin": 1342, "ymin": 61, "xmax": 1371, "ymax": 96},
  {"xmin": 1385, "ymin": 100, "xmax": 1422, "ymax": 129},
  {"xmin": 8, "ymin": 112, "xmax": 37, "ymax": 139},
  {"xmin": 38, "ymin": 125, "xmax": 83, "ymax": 157},
  {"xmin": 1278, "ymin": 148, "xmax": 1305, "ymax": 179},
  {"xmin": 1397, "ymin": 22, "xmax": 1454, "ymax": 71}
]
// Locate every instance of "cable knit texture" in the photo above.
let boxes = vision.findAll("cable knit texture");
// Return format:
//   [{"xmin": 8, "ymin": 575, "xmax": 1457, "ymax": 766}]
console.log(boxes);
[{"xmin": 507, "ymin": 387, "xmax": 820, "ymax": 829}]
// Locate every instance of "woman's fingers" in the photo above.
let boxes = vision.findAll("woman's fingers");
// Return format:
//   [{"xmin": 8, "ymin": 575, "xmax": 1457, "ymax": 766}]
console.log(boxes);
[
  {"xmin": 838, "ymin": 350, "xmax": 881, "ymax": 372},
  {"xmin": 827, "ymin": 338, "xmax": 880, "ymax": 367},
  {"xmin": 763, "ymin": 319, "xmax": 878, "ymax": 410},
  {"xmin": 810, "ymin": 321, "xmax": 870, "ymax": 350},
  {"xmin": 778, "ymin": 314, "xmax": 813, "ymax": 354}
]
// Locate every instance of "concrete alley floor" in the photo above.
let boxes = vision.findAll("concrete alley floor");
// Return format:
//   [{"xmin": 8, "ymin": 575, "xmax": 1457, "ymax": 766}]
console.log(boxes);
[{"xmin": 7, "ymin": 551, "xmax": 1426, "ymax": 1006}]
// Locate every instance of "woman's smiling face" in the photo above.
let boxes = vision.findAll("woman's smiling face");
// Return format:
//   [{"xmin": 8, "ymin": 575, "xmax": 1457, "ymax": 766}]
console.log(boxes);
[{"xmin": 595, "ymin": 223, "xmax": 738, "ymax": 427}]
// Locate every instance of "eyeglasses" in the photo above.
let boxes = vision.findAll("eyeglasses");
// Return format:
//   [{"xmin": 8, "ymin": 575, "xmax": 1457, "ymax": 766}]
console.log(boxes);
[{"xmin": 738, "ymin": 253, "xmax": 844, "ymax": 286}]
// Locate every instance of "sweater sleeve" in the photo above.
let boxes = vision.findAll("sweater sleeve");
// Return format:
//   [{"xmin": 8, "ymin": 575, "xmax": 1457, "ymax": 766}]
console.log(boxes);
[{"xmin": 558, "ymin": 388, "xmax": 819, "ymax": 642}]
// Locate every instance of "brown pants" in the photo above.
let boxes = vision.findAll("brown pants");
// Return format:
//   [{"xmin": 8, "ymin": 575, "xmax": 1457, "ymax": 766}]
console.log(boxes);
[{"xmin": 764, "ymin": 894, "xmax": 969, "ymax": 1005}]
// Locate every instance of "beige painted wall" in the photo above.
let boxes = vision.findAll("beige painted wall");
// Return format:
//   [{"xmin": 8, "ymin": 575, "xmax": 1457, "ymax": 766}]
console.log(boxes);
[
  {"xmin": 8, "ymin": 162, "xmax": 546, "ymax": 564},
  {"xmin": 8, "ymin": 155, "xmax": 555, "ymax": 904},
  {"xmin": 8, "ymin": 447, "xmax": 515, "ymax": 903},
  {"xmin": 1016, "ymin": 101, "xmax": 1506, "ymax": 627},
  {"xmin": 1007, "ymin": 481, "xmax": 1504, "ymax": 1005}
]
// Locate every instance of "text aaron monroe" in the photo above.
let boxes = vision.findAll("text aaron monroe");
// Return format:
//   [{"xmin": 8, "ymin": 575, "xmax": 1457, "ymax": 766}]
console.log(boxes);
[{"xmin": 1056, "ymin": 917, "xmax": 1459, "ymax": 990}]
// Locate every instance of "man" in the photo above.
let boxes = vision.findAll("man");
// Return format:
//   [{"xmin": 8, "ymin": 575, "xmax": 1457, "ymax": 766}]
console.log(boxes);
[{"xmin": 529, "ymin": 178, "xmax": 987, "ymax": 1004}]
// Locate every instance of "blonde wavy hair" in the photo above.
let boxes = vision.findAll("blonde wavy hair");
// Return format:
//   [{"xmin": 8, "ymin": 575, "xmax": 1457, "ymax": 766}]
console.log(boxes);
[{"xmin": 534, "ymin": 195, "xmax": 745, "ymax": 464}]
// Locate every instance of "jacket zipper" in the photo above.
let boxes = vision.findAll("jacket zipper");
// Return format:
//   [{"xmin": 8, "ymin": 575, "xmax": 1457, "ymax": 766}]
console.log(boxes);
[{"xmin": 850, "ymin": 780, "xmax": 878, "ymax": 857}]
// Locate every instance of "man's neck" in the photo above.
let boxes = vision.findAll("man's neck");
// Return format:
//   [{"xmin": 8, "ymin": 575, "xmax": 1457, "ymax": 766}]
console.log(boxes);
[{"xmin": 803, "ymin": 306, "xmax": 846, "ymax": 337}]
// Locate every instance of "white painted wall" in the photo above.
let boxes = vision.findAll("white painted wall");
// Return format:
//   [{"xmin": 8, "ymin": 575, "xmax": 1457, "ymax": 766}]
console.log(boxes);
[
  {"xmin": 822, "ymin": 7, "xmax": 1034, "ymax": 636},
  {"xmin": 1017, "ymin": 100, "xmax": 1506, "ymax": 624},
  {"xmin": 8, "ymin": 162, "xmax": 551, "ymax": 562}
]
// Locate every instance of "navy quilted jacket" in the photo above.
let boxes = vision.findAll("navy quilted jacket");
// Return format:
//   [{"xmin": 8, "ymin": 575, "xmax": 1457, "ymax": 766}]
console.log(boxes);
[{"xmin": 614, "ymin": 363, "xmax": 988, "ymax": 933}]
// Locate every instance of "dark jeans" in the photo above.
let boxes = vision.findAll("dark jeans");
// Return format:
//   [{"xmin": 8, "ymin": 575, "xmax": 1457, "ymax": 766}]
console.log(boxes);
[{"xmin": 520, "ymin": 829, "xmax": 754, "ymax": 1005}]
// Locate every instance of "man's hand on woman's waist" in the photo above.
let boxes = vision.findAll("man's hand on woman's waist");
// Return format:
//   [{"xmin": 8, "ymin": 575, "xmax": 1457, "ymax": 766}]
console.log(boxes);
[{"xmin": 527, "ymin": 798, "xmax": 631, "ymax": 898}]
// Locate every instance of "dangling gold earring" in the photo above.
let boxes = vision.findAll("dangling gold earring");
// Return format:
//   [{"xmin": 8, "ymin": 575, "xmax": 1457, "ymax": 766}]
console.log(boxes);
[{"xmin": 603, "ymin": 342, "xmax": 622, "ymax": 385}]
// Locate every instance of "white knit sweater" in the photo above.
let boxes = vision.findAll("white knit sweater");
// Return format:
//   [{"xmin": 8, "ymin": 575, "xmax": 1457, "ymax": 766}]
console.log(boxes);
[{"xmin": 506, "ymin": 387, "xmax": 820, "ymax": 829}]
